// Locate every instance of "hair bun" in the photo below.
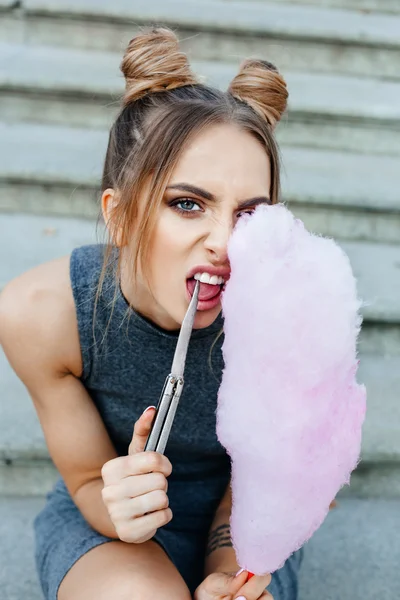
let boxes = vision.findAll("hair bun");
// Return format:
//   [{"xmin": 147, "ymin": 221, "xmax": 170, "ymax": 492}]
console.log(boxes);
[
  {"xmin": 120, "ymin": 28, "xmax": 198, "ymax": 105},
  {"xmin": 229, "ymin": 59, "xmax": 288, "ymax": 127}
]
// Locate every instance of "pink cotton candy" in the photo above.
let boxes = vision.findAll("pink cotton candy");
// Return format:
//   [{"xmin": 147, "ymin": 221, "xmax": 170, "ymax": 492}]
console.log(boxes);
[{"xmin": 216, "ymin": 204, "xmax": 366, "ymax": 575}]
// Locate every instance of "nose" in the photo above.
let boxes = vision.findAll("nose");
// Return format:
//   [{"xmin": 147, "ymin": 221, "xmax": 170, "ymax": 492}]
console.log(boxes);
[{"xmin": 204, "ymin": 215, "xmax": 232, "ymax": 264}]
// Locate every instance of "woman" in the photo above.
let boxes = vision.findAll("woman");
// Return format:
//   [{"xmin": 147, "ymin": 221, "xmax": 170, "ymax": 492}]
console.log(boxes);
[{"xmin": 0, "ymin": 28, "xmax": 303, "ymax": 600}]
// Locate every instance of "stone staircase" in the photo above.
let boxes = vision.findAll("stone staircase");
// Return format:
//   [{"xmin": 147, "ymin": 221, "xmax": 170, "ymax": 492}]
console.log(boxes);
[{"xmin": 0, "ymin": 1, "xmax": 399, "ymax": 599}]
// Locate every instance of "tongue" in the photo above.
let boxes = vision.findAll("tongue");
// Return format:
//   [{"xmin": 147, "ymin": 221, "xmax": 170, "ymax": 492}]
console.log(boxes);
[{"xmin": 187, "ymin": 278, "xmax": 221, "ymax": 301}]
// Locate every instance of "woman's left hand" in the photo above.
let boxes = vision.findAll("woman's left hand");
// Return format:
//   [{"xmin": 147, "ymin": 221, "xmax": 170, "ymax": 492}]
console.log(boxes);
[{"xmin": 194, "ymin": 569, "xmax": 273, "ymax": 600}]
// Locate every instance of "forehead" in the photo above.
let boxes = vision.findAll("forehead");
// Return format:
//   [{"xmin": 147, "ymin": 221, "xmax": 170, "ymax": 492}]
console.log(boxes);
[{"xmin": 168, "ymin": 123, "xmax": 271, "ymax": 196}]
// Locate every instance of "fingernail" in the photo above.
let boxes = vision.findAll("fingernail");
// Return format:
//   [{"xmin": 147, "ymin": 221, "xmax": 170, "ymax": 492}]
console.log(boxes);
[
  {"xmin": 235, "ymin": 568, "xmax": 246, "ymax": 577},
  {"xmin": 143, "ymin": 406, "xmax": 156, "ymax": 414},
  {"xmin": 236, "ymin": 597, "xmax": 246, "ymax": 600}
]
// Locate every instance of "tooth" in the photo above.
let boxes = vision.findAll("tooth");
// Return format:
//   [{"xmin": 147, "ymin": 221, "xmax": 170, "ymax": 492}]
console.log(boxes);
[{"xmin": 192, "ymin": 272, "xmax": 225, "ymax": 284}]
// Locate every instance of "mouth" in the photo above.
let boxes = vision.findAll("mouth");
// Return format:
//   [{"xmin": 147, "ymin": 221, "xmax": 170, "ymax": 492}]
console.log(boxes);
[{"xmin": 186, "ymin": 270, "xmax": 228, "ymax": 312}]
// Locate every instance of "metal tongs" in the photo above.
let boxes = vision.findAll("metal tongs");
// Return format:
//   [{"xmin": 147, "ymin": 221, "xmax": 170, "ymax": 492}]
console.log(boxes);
[{"xmin": 144, "ymin": 280, "xmax": 200, "ymax": 454}]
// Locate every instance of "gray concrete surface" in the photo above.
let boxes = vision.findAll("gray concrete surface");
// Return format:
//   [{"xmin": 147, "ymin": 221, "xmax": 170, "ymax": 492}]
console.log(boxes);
[
  {"xmin": 2, "ymin": 119, "xmax": 398, "ymax": 210},
  {"xmin": 0, "ymin": 0, "xmax": 18, "ymax": 8},
  {"xmin": 0, "ymin": 497, "xmax": 399, "ymax": 599},
  {"xmin": 1, "ymin": 43, "xmax": 400, "ymax": 121},
  {"xmin": 0, "ymin": 497, "xmax": 44, "ymax": 600},
  {"xmin": 1, "ymin": 43, "xmax": 399, "ymax": 156},
  {"xmin": 2, "ymin": 346, "xmax": 398, "ymax": 463},
  {"xmin": 240, "ymin": 0, "xmax": 400, "ymax": 13},
  {"xmin": 21, "ymin": 0, "xmax": 400, "ymax": 46},
  {"xmin": 0, "ymin": 461, "xmax": 58, "ymax": 497},
  {"xmin": 298, "ymin": 497, "xmax": 400, "ymax": 599},
  {"xmin": 0, "ymin": 213, "xmax": 399, "ymax": 328},
  {"xmin": 1, "ymin": 1, "xmax": 400, "ymax": 79},
  {"xmin": 1, "ymin": 122, "xmax": 399, "ymax": 244},
  {"xmin": 0, "ymin": 213, "xmax": 100, "ymax": 290}
]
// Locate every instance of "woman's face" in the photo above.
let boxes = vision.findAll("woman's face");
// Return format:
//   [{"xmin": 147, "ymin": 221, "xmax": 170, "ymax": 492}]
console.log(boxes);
[{"xmin": 122, "ymin": 123, "xmax": 272, "ymax": 331}]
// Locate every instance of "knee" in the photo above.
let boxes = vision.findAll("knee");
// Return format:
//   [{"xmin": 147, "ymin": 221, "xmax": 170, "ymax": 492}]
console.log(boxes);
[
  {"xmin": 132, "ymin": 584, "xmax": 191, "ymax": 600},
  {"xmin": 59, "ymin": 576, "xmax": 191, "ymax": 600},
  {"xmin": 117, "ymin": 576, "xmax": 192, "ymax": 600}
]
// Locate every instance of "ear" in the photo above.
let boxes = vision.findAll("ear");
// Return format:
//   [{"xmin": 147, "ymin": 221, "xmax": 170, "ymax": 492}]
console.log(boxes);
[{"xmin": 101, "ymin": 188, "xmax": 124, "ymax": 246}]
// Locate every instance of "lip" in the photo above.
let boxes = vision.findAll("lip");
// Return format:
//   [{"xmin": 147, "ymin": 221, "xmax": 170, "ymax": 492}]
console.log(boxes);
[
  {"xmin": 186, "ymin": 264, "xmax": 231, "ymax": 282},
  {"xmin": 185, "ymin": 282, "xmax": 223, "ymax": 312},
  {"xmin": 186, "ymin": 264, "xmax": 230, "ymax": 312}
]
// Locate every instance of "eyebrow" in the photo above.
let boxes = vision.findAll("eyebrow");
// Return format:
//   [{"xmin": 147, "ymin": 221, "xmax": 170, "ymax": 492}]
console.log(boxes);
[{"xmin": 166, "ymin": 183, "xmax": 271, "ymax": 209}]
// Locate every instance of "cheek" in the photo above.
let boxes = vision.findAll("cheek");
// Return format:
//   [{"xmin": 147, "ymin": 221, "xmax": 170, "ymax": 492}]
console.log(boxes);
[
  {"xmin": 152, "ymin": 212, "xmax": 196, "ymax": 260},
  {"xmin": 147, "ymin": 216, "xmax": 189, "ymax": 288},
  {"xmin": 152, "ymin": 218, "xmax": 181, "ymax": 259}
]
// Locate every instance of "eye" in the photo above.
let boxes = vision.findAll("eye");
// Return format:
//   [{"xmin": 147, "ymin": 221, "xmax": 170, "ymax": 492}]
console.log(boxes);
[
  {"xmin": 170, "ymin": 198, "xmax": 202, "ymax": 215},
  {"xmin": 237, "ymin": 208, "xmax": 255, "ymax": 219}
]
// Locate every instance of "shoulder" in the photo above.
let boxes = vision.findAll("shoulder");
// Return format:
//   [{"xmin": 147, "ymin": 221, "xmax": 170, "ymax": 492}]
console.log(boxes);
[
  {"xmin": 0, "ymin": 254, "xmax": 82, "ymax": 378},
  {"xmin": 0, "ymin": 254, "xmax": 73, "ymax": 322}
]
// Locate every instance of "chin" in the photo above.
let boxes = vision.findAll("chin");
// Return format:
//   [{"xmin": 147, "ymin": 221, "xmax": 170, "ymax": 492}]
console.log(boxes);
[{"xmin": 193, "ymin": 305, "xmax": 222, "ymax": 330}]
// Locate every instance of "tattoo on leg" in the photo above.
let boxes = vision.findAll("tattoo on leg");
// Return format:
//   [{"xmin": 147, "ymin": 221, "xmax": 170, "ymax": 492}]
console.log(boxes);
[{"xmin": 206, "ymin": 523, "xmax": 233, "ymax": 557}]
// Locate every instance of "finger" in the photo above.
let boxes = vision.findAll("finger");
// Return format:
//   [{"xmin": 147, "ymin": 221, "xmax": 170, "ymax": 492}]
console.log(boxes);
[
  {"xmin": 206, "ymin": 569, "xmax": 247, "ymax": 597},
  {"xmin": 204, "ymin": 571, "xmax": 244, "ymax": 597},
  {"xmin": 102, "ymin": 472, "xmax": 168, "ymax": 505},
  {"xmin": 120, "ymin": 471, "xmax": 168, "ymax": 498},
  {"xmin": 234, "ymin": 573, "xmax": 272, "ymax": 600},
  {"xmin": 258, "ymin": 592, "xmax": 274, "ymax": 600},
  {"xmin": 116, "ymin": 488, "xmax": 170, "ymax": 519},
  {"xmin": 128, "ymin": 406, "xmax": 157, "ymax": 455},
  {"xmin": 101, "ymin": 451, "xmax": 172, "ymax": 485},
  {"xmin": 120, "ymin": 508, "xmax": 173, "ymax": 543}
]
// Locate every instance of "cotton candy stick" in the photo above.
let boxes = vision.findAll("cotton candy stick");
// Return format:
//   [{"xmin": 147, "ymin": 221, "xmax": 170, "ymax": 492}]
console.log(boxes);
[{"xmin": 217, "ymin": 204, "xmax": 366, "ymax": 576}]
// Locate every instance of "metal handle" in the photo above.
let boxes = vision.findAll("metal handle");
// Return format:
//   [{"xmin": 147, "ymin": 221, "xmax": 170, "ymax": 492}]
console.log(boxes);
[
  {"xmin": 155, "ymin": 377, "xmax": 184, "ymax": 454},
  {"xmin": 144, "ymin": 374, "xmax": 177, "ymax": 452},
  {"xmin": 144, "ymin": 280, "xmax": 199, "ymax": 454}
]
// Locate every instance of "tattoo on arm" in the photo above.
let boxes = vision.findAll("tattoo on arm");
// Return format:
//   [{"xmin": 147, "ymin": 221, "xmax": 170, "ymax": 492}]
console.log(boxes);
[{"xmin": 206, "ymin": 523, "xmax": 233, "ymax": 557}]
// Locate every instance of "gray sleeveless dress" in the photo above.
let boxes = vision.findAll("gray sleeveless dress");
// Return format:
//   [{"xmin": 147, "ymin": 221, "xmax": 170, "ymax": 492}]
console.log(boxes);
[{"xmin": 34, "ymin": 244, "xmax": 303, "ymax": 599}]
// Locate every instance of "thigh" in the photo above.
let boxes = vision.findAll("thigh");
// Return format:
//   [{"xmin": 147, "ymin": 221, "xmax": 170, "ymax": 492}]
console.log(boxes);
[{"xmin": 58, "ymin": 539, "xmax": 191, "ymax": 600}]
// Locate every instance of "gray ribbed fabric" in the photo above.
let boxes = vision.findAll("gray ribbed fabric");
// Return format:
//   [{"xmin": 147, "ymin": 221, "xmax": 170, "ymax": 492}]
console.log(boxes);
[
  {"xmin": 34, "ymin": 244, "xmax": 302, "ymax": 599},
  {"xmin": 71, "ymin": 244, "xmax": 231, "ymax": 521}
]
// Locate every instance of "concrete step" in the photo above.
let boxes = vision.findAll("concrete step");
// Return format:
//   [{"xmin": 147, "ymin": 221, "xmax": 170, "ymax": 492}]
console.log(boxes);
[
  {"xmin": 0, "ymin": 213, "xmax": 399, "ymax": 498},
  {"xmin": 237, "ymin": 0, "xmax": 400, "ymax": 15},
  {"xmin": 1, "ymin": 1, "xmax": 399, "ymax": 80},
  {"xmin": 0, "ymin": 497, "xmax": 44, "ymax": 600},
  {"xmin": 0, "ymin": 221, "xmax": 390, "ymax": 330},
  {"xmin": 0, "ymin": 497, "xmax": 399, "ymax": 600},
  {"xmin": 1, "ymin": 122, "xmax": 400, "ymax": 243},
  {"xmin": 1, "ymin": 43, "xmax": 399, "ymax": 156},
  {"xmin": 298, "ymin": 498, "xmax": 400, "ymax": 600},
  {"xmin": 0, "ymin": 213, "xmax": 399, "ymax": 346},
  {"xmin": 3, "ymin": 345, "xmax": 399, "ymax": 497}
]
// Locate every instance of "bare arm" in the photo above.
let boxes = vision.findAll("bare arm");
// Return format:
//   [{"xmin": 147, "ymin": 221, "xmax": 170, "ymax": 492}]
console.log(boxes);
[
  {"xmin": 204, "ymin": 482, "xmax": 239, "ymax": 576},
  {"xmin": 0, "ymin": 256, "xmax": 119, "ymax": 538},
  {"xmin": 204, "ymin": 477, "xmax": 337, "ymax": 577}
]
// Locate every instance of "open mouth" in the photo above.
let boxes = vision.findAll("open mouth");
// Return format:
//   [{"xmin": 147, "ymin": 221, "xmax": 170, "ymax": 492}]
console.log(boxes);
[
  {"xmin": 185, "ymin": 268, "xmax": 230, "ymax": 311},
  {"xmin": 187, "ymin": 277, "xmax": 224, "ymax": 302}
]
